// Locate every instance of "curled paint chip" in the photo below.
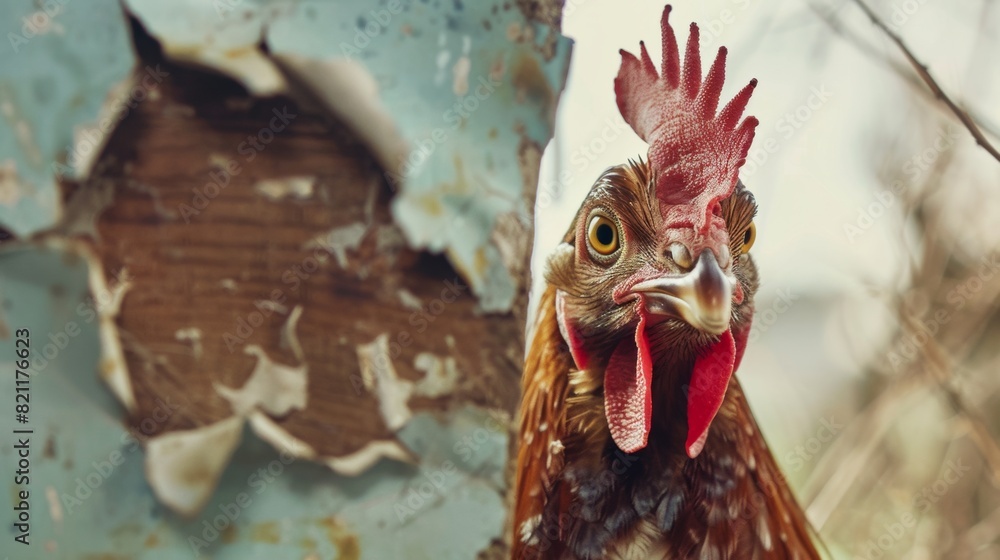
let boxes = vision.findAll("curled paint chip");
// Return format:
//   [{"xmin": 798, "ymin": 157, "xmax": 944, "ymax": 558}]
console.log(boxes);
[
  {"xmin": 281, "ymin": 304, "xmax": 305, "ymax": 363},
  {"xmin": 304, "ymin": 222, "xmax": 368, "ymax": 270},
  {"xmin": 122, "ymin": 0, "xmax": 286, "ymax": 96},
  {"xmin": 413, "ymin": 352, "xmax": 460, "ymax": 398},
  {"xmin": 271, "ymin": 54, "xmax": 410, "ymax": 176},
  {"xmin": 248, "ymin": 412, "xmax": 414, "ymax": 476},
  {"xmin": 254, "ymin": 176, "xmax": 315, "ymax": 201},
  {"xmin": 145, "ymin": 415, "xmax": 245, "ymax": 517},
  {"xmin": 174, "ymin": 327, "xmax": 203, "ymax": 360},
  {"xmin": 324, "ymin": 439, "xmax": 415, "ymax": 476},
  {"xmin": 214, "ymin": 344, "xmax": 308, "ymax": 418},
  {"xmin": 81, "ymin": 247, "xmax": 135, "ymax": 411},
  {"xmin": 356, "ymin": 334, "xmax": 413, "ymax": 431}
]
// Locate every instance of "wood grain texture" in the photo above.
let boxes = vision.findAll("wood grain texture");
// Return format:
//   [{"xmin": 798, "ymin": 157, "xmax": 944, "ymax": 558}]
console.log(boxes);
[{"xmin": 85, "ymin": 60, "xmax": 527, "ymax": 459}]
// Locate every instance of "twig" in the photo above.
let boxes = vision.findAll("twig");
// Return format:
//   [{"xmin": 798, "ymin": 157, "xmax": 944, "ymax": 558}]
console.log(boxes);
[
  {"xmin": 808, "ymin": 3, "xmax": 1000, "ymax": 142},
  {"xmin": 803, "ymin": 377, "xmax": 921, "ymax": 530},
  {"xmin": 900, "ymin": 312, "xmax": 1000, "ymax": 486},
  {"xmin": 849, "ymin": 0, "xmax": 1000, "ymax": 163}
]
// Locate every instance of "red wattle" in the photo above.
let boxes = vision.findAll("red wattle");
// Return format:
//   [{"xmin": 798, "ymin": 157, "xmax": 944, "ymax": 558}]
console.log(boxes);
[
  {"xmin": 604, "ymin": 311, "xmax": 653, "ymax": 454},
  {"xmin": 556, "ymin": 291, "xmax": 590, "ymax": 371},
  {"xmin": 685, "ymin": 329, "xmax": 736, "ymax": 458}
]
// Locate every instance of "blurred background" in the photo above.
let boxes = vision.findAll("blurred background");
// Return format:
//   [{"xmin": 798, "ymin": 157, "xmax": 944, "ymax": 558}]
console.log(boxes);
[
  {"xmin": 538, "ymin": 1, "xmax": 1000, "ymax": 558},
  {"xmin": 0, "ymin": 0, "xmax": 998, "ymax": 558}
]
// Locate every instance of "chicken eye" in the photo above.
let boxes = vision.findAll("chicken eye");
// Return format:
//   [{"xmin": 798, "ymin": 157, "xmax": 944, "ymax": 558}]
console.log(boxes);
[
  {"xmin": 741, "ymin": 222, "xmax": 756, "ymax": 254},
  {"xmin": 587, "ymin": 215, "xmax": 620, "ymax": 256}
]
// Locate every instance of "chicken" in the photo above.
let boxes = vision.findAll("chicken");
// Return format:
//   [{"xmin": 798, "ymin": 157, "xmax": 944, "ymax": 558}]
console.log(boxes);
[{"xmin": 511, "ymin": 6, "xmax": 821, "ymax": 559}]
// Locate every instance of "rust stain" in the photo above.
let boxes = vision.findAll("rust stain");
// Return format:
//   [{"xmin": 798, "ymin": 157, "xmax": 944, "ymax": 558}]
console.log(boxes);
[
  {"xmin": 58, "ymin": 246, "xmax": 83, "ymax": 268},
  {"xmin": 251, "ymin": 521, "xmax": 281, "ymax": 544},
  {"xmin": 418, "ymin": 195, "xmax": 444, "ymax": 217},
  {"xmin": 50, "ymin": 283, "xmax": 66, "ymax": 298},
  {"xmin": 43, "ymin": 435, "xmax": 56, "ymax": 459},
  {"xmin": 221, "ymin": 524, "xmax": 237, "ymax": 543},
  {"xmin": 143, "ymin": 532, "xmax": 161, "ymax": 548},
  {"xmin": 474, "ymin": 246, "xmax": 489, "ymax": 277},
  {"xmin": 179, "ymin": 461, "xmax": 215, "ymax": 486},
  {"xmin": 506, "ymin": 21, "xmax": 522, "ymax": 41},
  {"xmin": 98, "ymin": 358, "xmax": 118, "ymax": 380},
  {"xmin": 489, "ymin": 54, "xmax": 506, "ymax": 82},
  {"xmin": 511, "ymin": 52, "xmax": 554, "ymax": 110},
  {"xmin": 318, "ymin": 517, "xmax": 360, "ymax": 560},
  {"xmin": 111, "ymin": 522, "xmax": 143, "ymax": 539},
  {"xmin": 224, "ymin": 46, "xmax": 257, "ymax": 59}
]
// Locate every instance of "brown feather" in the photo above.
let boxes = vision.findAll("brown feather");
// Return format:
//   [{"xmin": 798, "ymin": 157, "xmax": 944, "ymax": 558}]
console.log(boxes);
[{"xmin": 512, "ymin": 160, "xmax": 821, "ymax": 559}]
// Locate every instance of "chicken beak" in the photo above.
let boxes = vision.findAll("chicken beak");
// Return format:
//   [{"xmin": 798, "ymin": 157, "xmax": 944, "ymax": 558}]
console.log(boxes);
[{"xmin": 630, "ymin": 249, "xmax": 734, "ymax": 335}]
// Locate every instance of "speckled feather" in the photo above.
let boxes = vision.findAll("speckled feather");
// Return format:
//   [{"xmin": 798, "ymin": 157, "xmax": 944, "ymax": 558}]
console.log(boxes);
[{"xmin": 511, "ymin": 162, "xmax": 821, "ymax": 559}]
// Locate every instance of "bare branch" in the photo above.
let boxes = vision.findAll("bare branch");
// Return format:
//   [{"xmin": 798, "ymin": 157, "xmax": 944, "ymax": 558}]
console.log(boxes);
[{"xmin": 849, "ymin": 0, "xmax": 1000, "ymax": 163}]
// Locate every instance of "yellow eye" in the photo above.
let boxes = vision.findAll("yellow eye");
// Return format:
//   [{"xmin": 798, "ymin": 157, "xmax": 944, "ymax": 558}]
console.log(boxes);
[
  {"xmin": 741, "ymin": 222, "xmax": 756, "ymax": 254},
  {"xmin": 587, "ymin": 215, "xmax": 620, "ymax": 256}
]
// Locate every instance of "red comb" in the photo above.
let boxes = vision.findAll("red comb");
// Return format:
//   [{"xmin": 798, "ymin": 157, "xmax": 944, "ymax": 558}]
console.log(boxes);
[{"xmin": 615, "ymin": 5, "xmax": 758, "ymax": 226}]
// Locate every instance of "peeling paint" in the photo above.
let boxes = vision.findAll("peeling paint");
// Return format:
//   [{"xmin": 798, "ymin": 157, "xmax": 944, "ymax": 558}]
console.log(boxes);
[
  {"xmin": 396, "ymin": 288, "xmax": 423, "ymax": 311},
  {"xmin": 452, "ymin": 55, "xmax": 472, "ymax": 95},
  {"xmin": 0, "ymin": 0, "xmax": 567, "ymax": 554},
  {"xmin": 46, "ymin": 485, "xmax": 63, "ymax": 524},
  {"xmin": 268, "ymin": 0, "xmax": 570, "ymax": 312},
  {"xmin": 123, "ymin": 0, "xmax": 287, "ymax": 96},
  {"xmin": 174, "ymin": 327, "xmax": 203, "ymax": 361},
  {"xmin": 413, "ymin": 352, "xmax": 460, "ymax": 398},
  {"xmin": 145, "ymin": 415, "xmax": 245, "ymax": 517},
  {"xmin": 255, "ymin": 298, "xmax": 288, "ymax": 315},
  {"xmin": 52, "ymin": 175, "xmax": 117, "ymax": 239},
  {"xmin": 0, "ymin": 0, "xmax": 135, "ymax": 237},
  {"xmin": 273, "ymin": 54, "xmax": 411, "ymax": 175},
  {"xmin": 319, "ymin": 517, "xmax": 361, "ymax": 560},
  {"xmin": 323, "ymin": 439, "xmax": 415, "ymax": 477},
  {"xmin": 215, "ymin": 345, "xmax": 308, "ymax": 417},
  {"xmin": 356, "ymin": 334, "xmax": 412, "ymax": 431},
  {"xmin": 281, "ymin": 304, "xmax": 305, "ymax": 363},
  {"xmin": 306, "ymin": 222, "xmax": 368, "ymax": 269},
  {"xmin": 254, "ymin": 176, "xmax": 315, "ymax": 201},
  {"xmin": 248, "ymin": 412, "xmax": 415, "ymax": 477},
  {"xmin": 84, "ymin": 254, "xmax": 136, "ymax": 411},
  {"xmin": 0, "ymin": 159, "xmax": 23, "ymax": 206}
]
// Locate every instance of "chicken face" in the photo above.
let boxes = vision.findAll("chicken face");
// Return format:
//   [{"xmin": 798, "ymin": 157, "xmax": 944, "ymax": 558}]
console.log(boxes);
[{"xmin": 545, "ymin": 160, "xmax": 759, "ymax": 457}]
